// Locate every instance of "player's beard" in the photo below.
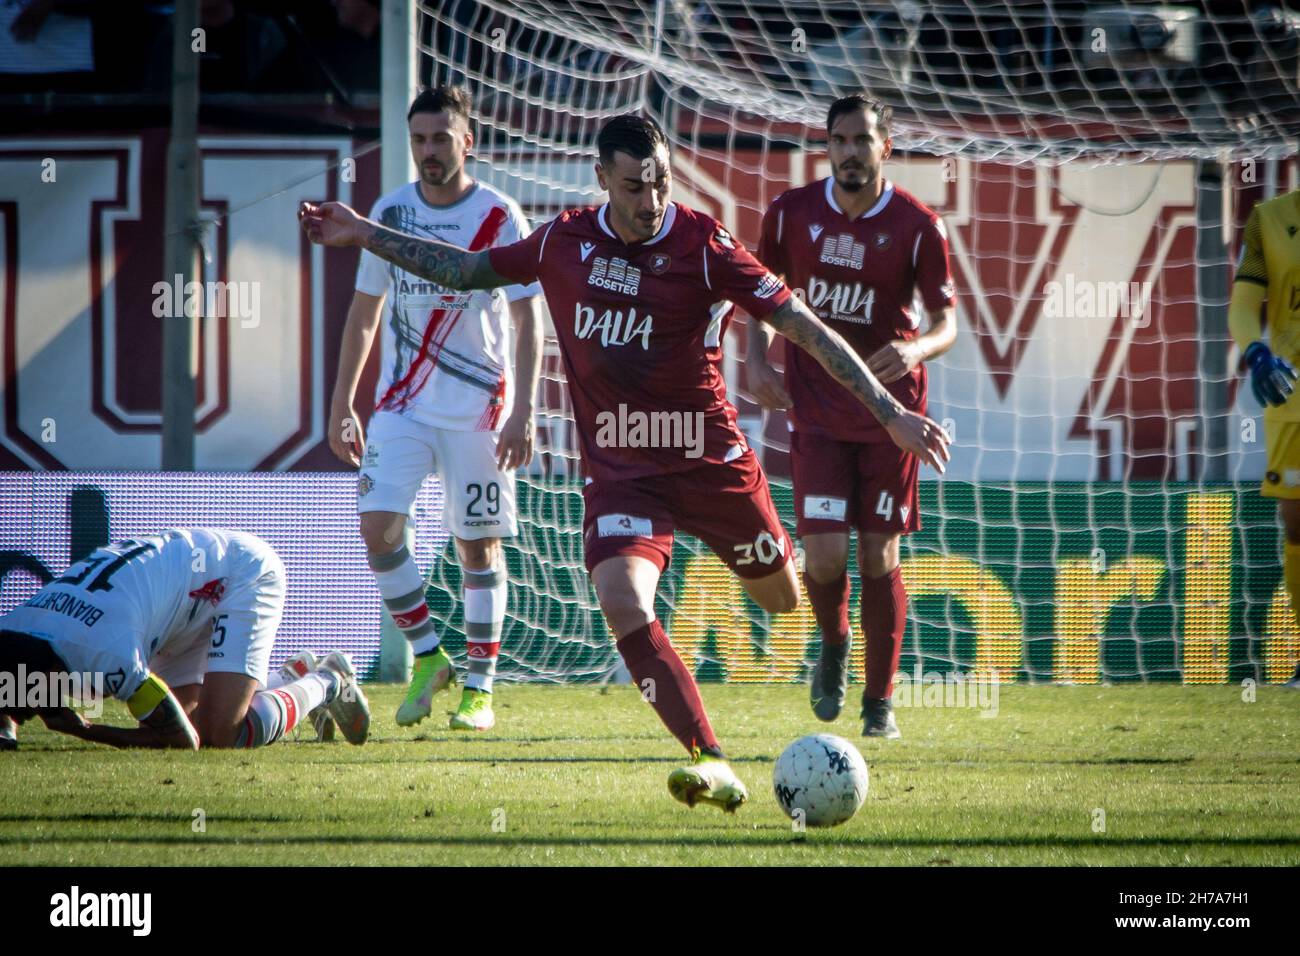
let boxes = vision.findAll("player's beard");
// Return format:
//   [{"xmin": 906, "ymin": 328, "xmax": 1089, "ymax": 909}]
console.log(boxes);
[
  {"xmin": 612, "ymin": 204, "xmax": 661, "ymax": 239},
  {"xmin": 420, "ymin": 159, "xmax": 459, "ymax": 186},
  {"xmin": 635, "ymin": 212, "xmax": 661, "ymax": 237},
  {"xmin": 834, "ymin": 162, "xmax": 869, "ymax": 193}
]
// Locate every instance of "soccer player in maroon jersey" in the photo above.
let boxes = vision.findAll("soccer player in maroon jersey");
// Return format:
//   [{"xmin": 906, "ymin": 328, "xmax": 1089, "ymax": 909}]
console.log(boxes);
[
  {"xmin": 299, "ymin": 114, "xmax": 951, "ymax": 812},
  {"xmin": 750, "ymin": 94, "xmax": 958, "ymax": 738}
]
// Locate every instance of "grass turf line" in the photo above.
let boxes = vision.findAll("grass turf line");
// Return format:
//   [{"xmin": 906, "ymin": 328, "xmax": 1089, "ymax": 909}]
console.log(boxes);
[{"xmin": 1, "ymin": 684, "xmax": 1297, "ymax": 865}]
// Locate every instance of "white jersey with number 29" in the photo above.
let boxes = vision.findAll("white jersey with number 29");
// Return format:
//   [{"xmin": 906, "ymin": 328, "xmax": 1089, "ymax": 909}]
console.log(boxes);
[{"xmin": 355, "ymin": 180, "xmax": 541, "ymax": 432}]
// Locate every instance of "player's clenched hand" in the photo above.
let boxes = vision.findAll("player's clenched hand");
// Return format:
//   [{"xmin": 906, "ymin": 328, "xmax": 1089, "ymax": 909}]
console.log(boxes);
[
  {"xmin": 885, "ymin": 410, "xmax": 951, "ymax": 474},
  {"xmin": 866, "ymin": 339, "xmax": 923, "ymax": 385},
  {"xmin": 329, "ymin": 399, "xmax": 364, "ymax": 467},
  {"xmin": 748, "ymin": 355, "xmax": 792, "ymax": 410},
  {"xmin": 298, "ymin": 201, "xmax": 365, "ymax": 248},
  {"xmin": 40, "ymin": 707, "xmax": 91, "ymax": 737},
  {"xmin": 497, "ymin": 409, "xmax": 534, "ymax": 471}
]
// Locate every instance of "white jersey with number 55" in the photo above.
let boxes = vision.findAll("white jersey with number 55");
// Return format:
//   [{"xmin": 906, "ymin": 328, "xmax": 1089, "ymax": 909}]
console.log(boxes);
[{"xmin": 1, "ymin": 529, "xmax": 284, "ymax": 701}]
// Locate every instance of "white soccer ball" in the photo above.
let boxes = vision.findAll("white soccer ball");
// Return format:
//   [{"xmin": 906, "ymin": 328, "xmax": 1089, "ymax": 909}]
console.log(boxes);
[{"xmin": 773, "ymin": 734, "xmax": 869, "ymax": 828}]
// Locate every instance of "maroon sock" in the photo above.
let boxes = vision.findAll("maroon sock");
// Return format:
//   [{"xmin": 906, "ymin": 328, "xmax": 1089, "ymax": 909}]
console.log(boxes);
[
  {"xmin": 861, "ymin": 567, "xmax": 908, "ymax": 699},
  {"xmin": 803, "ymin": 570, "xmax": 851, "ymax": 647},
  {"xmin": 616, "ymin": 620, "xmax": 722, "ymax": 758}
]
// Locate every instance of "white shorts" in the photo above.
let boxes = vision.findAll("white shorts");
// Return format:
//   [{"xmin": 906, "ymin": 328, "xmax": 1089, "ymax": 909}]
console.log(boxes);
[
  {"xmin": 357, "ymin": 410, "xmax": 518, "ymax": 540},
  {"xmin": 151, "ymin": 554, "xmax": 284, "ymax": 690}
]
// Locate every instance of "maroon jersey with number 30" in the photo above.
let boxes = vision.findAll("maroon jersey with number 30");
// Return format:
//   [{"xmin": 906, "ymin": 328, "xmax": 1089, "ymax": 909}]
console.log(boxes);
[
  {"xmin": 490, "ymin": 202, "xmax": 792, "ymax": 481},
  {"xmin": 757, "ymin": 178, "xmax": 955, "ymax": 444}
]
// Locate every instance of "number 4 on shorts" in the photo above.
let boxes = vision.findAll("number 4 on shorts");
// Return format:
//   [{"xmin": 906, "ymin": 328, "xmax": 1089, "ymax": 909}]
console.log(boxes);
[{"xmin": 876, "ymin": 491, "xmax": 895, "ymax": 522}]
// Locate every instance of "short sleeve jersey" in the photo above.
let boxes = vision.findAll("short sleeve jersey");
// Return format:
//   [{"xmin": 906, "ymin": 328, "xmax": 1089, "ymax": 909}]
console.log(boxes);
[
  {"xmin": 757, "ymin": 178, "xmax": 955, "ymax": 443},
  {"xmin": 490, "ymin": 202, "xmax": 792, "ymax": 481},
  {"xmin": 356, "ymin": 181, "xmax": 542, "ymax": 431}
]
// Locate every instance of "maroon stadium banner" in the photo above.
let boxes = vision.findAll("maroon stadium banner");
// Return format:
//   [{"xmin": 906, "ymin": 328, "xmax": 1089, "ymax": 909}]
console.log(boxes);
[{"xmin": 1, "ymin": 132, "xmax": 1294, "ymax": 481}]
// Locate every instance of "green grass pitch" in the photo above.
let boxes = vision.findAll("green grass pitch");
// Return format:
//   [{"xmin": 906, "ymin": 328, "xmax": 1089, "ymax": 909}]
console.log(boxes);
[{"xmin": 2, "ymin": 684, "xmax": 1297, "ymax": 866}]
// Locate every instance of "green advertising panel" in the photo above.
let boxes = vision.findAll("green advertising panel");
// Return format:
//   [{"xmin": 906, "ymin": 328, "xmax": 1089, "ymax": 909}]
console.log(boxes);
[{"xmin": 426, "ymin": 481, "xmax": 1296, "ymax": 685}]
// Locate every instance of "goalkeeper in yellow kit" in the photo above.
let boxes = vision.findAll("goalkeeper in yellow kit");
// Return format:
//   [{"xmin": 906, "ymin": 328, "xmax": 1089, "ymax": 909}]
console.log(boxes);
[{"xmin": 1231, "ymin": 188, "xmax": 1300, "ymax": 687}]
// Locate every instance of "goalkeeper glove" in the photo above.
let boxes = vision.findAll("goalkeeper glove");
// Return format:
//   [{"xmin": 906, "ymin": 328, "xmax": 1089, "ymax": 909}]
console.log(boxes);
[{"xmin": 1244, "ymin": 341, "xmax": 1298, "ymax": 408}]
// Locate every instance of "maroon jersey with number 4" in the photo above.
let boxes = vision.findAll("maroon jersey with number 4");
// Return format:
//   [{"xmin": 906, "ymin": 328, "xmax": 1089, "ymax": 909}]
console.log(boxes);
[
  {"xmin": 489, "ymin": 202, "xmax": 792, "ymax": 482},
  {"xmin": 757, "ymin": 178, "xmax": 955, "ymax": 444}
]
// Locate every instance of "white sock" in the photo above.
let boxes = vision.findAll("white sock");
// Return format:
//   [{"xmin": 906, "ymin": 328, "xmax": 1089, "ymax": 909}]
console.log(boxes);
[
  {"xmin": 463, "ymin": 561, "xmax": 506, "ymax": 692},
  {"xmin": 235, "ymin": 672, "xmax": 336, "ymax": 748},
  {"xmin": 368, "ymin": 545, "xmax": 438, "ymax": 656}
]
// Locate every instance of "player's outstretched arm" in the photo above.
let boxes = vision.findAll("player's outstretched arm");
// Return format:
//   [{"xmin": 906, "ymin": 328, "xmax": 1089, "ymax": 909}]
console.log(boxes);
[
  {"xmin": 762, "ymin": 296, "xmax": 952, "ymax": 473},
  {"xmin": 298, "ymin": 201, "xmax": 509, "ymax": 292},
  {"xmin": 45, "ymin": 675, "xmax": 201, "ymax": 750}
]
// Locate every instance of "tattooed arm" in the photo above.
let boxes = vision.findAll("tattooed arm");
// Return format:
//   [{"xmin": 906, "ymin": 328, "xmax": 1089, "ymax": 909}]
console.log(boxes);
[
  {"xmin": 763, "ymin": 296, "xmax": 904, "ymax": 425},
  {"xmin": 761, "ymin": 295, "xmax": 952, "ymax": 472},
  {"xmin": 298, "ymin": 201, "xmax": 508, "ymax": 291}
]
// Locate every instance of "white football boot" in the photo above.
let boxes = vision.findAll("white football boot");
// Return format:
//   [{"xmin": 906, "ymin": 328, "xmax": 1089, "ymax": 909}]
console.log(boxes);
[
  {"xmin": 279, "ymin": 651, "xmax": 335, "ymax": 742},
  {"xmin": 318, "ymin": 651, "xmax": 371, "ymax": 745}
]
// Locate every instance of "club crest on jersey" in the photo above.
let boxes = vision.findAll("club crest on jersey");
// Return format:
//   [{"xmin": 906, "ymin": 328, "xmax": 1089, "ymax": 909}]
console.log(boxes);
[
  {"xmin": 587, "ymin": 256, "xmax": 641, "ymax": 296},
  {"xmin": 574, "ymin": 302, "xmax": 653, "ymax": 350},
  {"xmin": 809, "ymin": 224, "xmax": 824, "ymax": 241},
  {"xmin": 580, "ymin": 241, "xmax": 595, "ymax": 262},
  {"xmin": 714, "ymin": 227, "xmax": 735, "ymax": 250},
  {"xmin": 820, "ymin": 234, "xmax": 865, "ymax": 270},
  {"xmin": 873, "ymin": 232, "xmax": 892, "ymax": 250},
  {"xmin": 188, "ymin": 578, "xmax": 226, "ymax": 605},
  {"xmin": 649, "ymin": 252, "xmax": 671, "ymax": 274}
]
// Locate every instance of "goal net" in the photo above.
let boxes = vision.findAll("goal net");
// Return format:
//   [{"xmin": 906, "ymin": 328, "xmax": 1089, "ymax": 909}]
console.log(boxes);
[{"xmin": 416, "ymin": 0, "xmax": 1300, "ymax": 685}]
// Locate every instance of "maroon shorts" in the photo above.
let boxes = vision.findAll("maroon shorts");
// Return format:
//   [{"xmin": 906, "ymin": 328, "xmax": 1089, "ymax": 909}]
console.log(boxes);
[
  {"xmin": 582, "ymin": 451, "xmax": 794, "ymax": 579},
  {"xmin": 790, "ymin": 430, "xmax": 920, "ymax": 537}
]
